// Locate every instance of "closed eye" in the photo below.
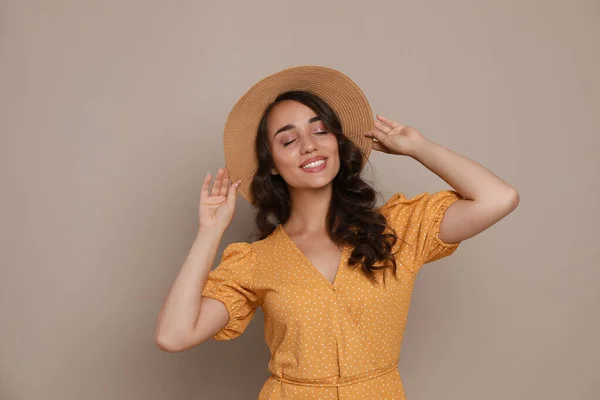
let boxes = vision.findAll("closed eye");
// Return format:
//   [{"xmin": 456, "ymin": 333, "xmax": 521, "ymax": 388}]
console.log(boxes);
[{"xmin": 283, "ymin": 131, "xmax": 329, "ymax": 146}]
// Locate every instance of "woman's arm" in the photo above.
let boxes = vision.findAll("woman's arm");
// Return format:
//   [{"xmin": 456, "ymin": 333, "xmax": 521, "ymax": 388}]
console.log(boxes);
[
  {"xmin": 411, "ymin": 139, "xmax": 519, "ymax": 244},
  {"xmin": 155, "ymin": 228, "xmax": 230, "ymax": 352},
  {"xmin": 155, "ymin": 168, "xmax": 241, "ymax": 352},
  {"xmin": 366, "ymin": 115, "xmax": 519, "ymax": 244}
]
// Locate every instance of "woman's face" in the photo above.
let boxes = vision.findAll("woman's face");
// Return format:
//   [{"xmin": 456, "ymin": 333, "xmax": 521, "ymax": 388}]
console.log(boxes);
[{"xmin": 266, "ymin": 100, "xmax": 340, "ymax": 193}]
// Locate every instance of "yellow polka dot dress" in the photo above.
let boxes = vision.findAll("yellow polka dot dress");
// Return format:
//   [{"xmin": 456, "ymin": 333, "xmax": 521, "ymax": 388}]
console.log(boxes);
[{"xmin": 202, "ymin": 190, "xmax": 463, "ymax": 399}]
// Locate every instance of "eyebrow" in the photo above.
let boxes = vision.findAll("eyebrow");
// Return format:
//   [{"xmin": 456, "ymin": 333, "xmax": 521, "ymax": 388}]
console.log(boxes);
[{"xmin": 273, "ymin": 116, "xmax": 322, "ymax": 138}]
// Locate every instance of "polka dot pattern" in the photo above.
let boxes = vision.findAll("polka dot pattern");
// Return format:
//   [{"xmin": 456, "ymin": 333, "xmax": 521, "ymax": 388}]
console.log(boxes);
[{"xmin": 201, "ymin": 190, "xmax": 463, "ymax": 399}]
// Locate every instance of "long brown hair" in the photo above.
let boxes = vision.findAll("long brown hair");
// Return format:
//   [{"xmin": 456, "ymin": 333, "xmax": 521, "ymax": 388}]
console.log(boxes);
[{"xmin": 249, "ymin": 90, "xmax": 402, "ymax": 283}]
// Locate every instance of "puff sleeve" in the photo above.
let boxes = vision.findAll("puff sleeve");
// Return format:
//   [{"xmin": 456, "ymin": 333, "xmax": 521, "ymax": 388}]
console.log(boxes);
[
  {"xmin": 379, "ymin": 189, "xmax": 464, "ymax": 275},
  {"xmin": 201, "ymin": 242, "xmax": 260, "ymax": 340}
]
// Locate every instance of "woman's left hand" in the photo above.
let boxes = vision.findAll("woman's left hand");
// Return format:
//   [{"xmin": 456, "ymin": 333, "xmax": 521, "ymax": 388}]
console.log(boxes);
[{"xmin": 364, "ymin": 115, "xmax": 426, "ymax": 157}]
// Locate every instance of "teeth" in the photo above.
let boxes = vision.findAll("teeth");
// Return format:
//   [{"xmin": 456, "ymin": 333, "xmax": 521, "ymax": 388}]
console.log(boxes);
[{"xmin": 302, "ymin": 159, "xmax": 326, "ymax": 169}]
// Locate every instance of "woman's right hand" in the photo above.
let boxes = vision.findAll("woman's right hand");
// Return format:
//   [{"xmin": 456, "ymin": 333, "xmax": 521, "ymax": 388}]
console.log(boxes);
[{"xmin": 198, "ymin": 167, "xmax": 241, "ymax": 231}]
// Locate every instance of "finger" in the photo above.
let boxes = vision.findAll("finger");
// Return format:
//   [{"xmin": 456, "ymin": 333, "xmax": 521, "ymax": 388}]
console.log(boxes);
[
  {"xmin": 374, "ymin": 125, "xmax": 392, "ymax": 142},
  {"xmin": 201, "ymin": 172, "xmax": 211, "ymax": 200},
  {"xmin": 376, "ymin": 114, "xmax": 401, "ymax": 129},
  {"xmin": 220, "ymin": 178, "xmax": 230, "ymax": 198},
  {"xmin": 371, "ymin": 141, "xmax": 391, "ymax": 153},
  {"xmin": 227, "ymin": 179, "xmax": 241, "ymax": 206},
  {"xmin": 364, "ymin": 129, "xmax": 386, "ymax": 142},
  {"xmin": 219, "ymin": 168, "xmax": 230, "ymax": 197},
  {"xmin": 211, "ymin": 168, "xmax": 224, "ymax": 197},
  {"xmin": 374, "ymin": 119, "xmax": 392, "ymax": 134}
]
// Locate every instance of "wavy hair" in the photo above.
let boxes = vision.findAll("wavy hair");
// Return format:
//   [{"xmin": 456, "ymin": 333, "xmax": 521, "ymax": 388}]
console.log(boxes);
[{"xmin": 249, "ymin": 90, "xmax": 402, "ymax": 283}]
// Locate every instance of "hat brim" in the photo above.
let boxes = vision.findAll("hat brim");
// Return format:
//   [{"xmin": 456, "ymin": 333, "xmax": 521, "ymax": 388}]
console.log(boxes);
[{"xmin": 223, "ymin": 65, "xmax": 374, "ymax": 204}]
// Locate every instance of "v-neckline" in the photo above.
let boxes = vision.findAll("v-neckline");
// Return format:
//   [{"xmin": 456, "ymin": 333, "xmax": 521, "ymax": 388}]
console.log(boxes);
[{"xmin": 277, "ymin": 224, "xmax": 345, "ymax": 288}]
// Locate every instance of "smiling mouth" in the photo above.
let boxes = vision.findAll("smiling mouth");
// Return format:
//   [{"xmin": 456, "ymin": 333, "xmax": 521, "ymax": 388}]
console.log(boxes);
[{"xmin": 301, "ymin": 159, "xmax": 327, "ymax": 171}]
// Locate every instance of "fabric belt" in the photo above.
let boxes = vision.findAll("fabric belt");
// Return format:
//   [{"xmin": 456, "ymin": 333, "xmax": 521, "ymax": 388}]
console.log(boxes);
[{"xmin": 270, "ymin": 360, "xmax": 399, "ymax": 388}]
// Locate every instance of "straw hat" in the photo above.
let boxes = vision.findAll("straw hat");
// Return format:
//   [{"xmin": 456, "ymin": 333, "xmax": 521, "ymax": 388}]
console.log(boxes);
[{"xmin": 223, "ymin": 65, "xmax": 374, "ymax": 204}]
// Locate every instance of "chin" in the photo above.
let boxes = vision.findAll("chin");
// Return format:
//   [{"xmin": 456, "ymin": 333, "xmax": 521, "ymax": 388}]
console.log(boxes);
[{"xmin": 301, "ymin": 175, "xmax": 337, "ymax": 190}]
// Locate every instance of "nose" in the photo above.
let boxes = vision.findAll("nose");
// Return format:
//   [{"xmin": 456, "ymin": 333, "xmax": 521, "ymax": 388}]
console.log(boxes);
[{"xmin": 299, "ymin": 133, "xmax": 318, "ymax": 154}]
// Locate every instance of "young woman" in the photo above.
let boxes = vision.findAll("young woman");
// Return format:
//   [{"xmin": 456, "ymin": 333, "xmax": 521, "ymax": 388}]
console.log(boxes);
[{"xmin": 155, "ymin": 66, "xmax": 519, "ymax": 399}]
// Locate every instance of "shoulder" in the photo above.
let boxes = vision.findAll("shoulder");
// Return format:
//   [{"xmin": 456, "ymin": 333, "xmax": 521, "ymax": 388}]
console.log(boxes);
[
  {"xmin": 378, "ymin": 191, "xmax": 426, "ymax": 215},
  {"xmin": 221, "ymin": 234, "xmax": 274, "ymax": 269},
  {"xmin": 377, "ymin": 190, "xmax": 463, "ymax": 238},
  {"xmin": 379, "ymin": 190, "xmax": 461, "ymax": 214},
  {"xmin": 222, "ymin": 241, "xmax": 255, "ymax": 256},
  {"xmin": 218, "ymin": 242, "xmax": 257, "ymax": 272}
]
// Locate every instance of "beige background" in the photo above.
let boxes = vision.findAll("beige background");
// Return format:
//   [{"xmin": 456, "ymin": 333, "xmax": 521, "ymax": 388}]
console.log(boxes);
[{"xmin": 1, "ymin": 1, "xmax": 598, "ymax": 399}]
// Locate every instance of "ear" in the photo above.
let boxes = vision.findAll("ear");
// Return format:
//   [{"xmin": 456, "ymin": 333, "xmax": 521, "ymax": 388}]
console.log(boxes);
[{"xmin": 271, "ymin": 167, "xmax": 279, "ymax": 175}]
